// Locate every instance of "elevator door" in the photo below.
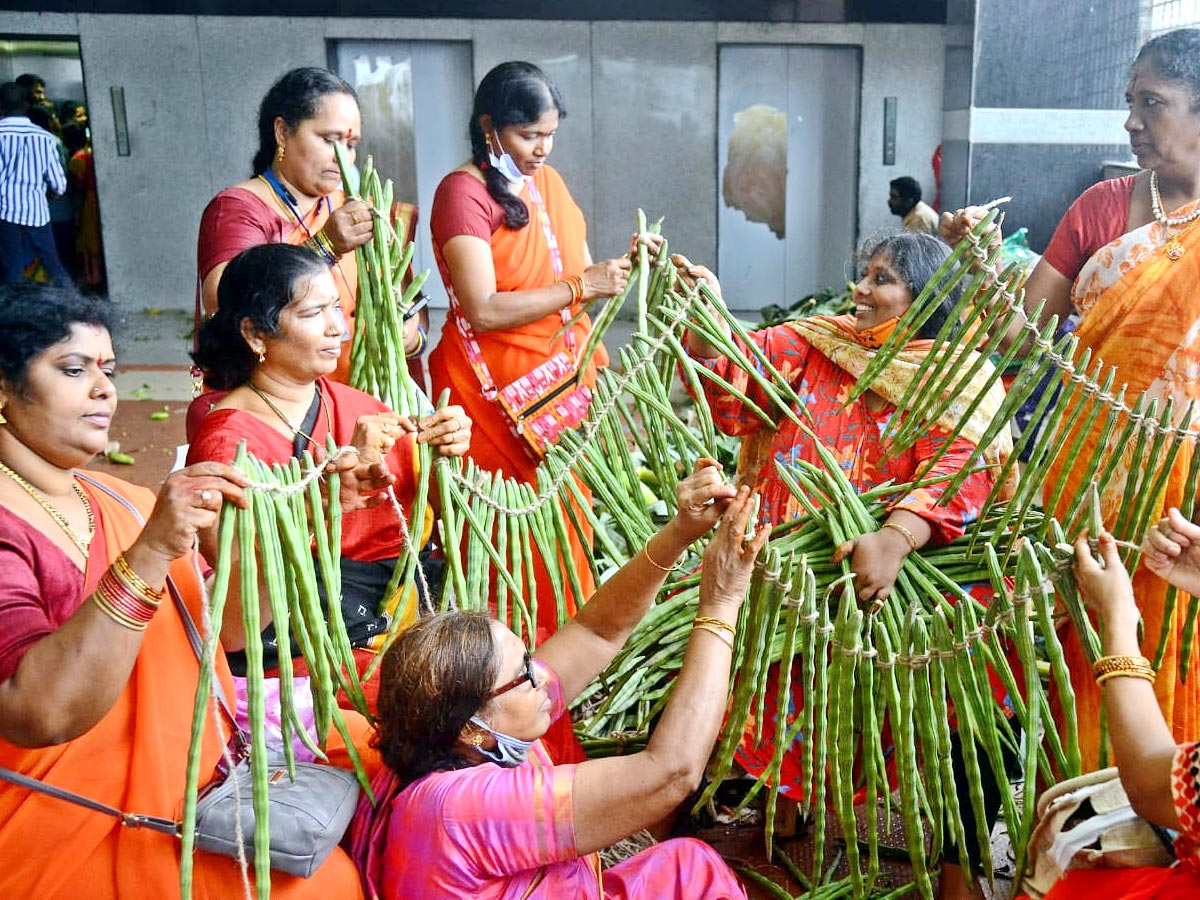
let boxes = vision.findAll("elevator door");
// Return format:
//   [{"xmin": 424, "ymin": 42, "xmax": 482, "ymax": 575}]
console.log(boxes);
[
  {"xmin": 717, "ymin": 44, "xmax": 861, "ymax": 311},
  {"xmin": 332, "ymin": 40, "xmax": 473, "ymax": 310}
]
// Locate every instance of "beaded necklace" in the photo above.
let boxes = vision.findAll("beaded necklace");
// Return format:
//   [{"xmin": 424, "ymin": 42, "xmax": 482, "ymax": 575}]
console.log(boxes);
[
  {"xmin": 0, "ymin": 460, "xmax": 93, "ymax": 558},
  {"xmin": 1149, "ymin": 170, "xmax": 1200, "ymax": 261}
]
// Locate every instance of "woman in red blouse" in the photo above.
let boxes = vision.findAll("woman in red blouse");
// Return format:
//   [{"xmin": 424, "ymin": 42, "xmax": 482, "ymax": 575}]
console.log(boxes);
[
  {"xmin": 188, "ymin": 244, "xmax": 470, "ymax": 718},
  {"xmin": 196, "ymin": 67, "xmax": 423, "ymax": 386}
]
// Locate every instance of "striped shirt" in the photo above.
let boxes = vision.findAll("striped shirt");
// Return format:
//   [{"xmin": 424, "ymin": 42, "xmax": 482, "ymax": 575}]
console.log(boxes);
[{"xmin": 0, "ymin": 116, "xmax": 67, "ymax": 227}]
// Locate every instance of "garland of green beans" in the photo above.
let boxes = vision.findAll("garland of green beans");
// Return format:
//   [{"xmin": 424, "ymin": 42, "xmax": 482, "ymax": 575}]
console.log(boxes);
[
  {"xmin": 420, "ymin": 216, "xmax": 1060, "ymax": 896},
  {"xmin": 194, "ymin": 196, "xmax": 1200, "ymax": 900},
  {"xmin": 856, "ymin": 210, "xmax": 1200, "ymax": 676},
  {"xmin": 180, "ymin": 442, "xmax": 375, "ymax": 900}
]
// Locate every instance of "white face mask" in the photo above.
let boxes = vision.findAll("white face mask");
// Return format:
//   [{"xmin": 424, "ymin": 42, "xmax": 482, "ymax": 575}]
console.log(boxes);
[
  {"xmin": 486, "ymin": 132, "xmax": 526, "ymax": 186},
  {"xmin": 468, "ymin": 715, "xmax": 533, "ymax": 767}
]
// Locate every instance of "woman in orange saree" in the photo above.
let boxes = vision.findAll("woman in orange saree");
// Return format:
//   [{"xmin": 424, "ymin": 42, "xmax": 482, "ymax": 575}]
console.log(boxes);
[
  {"xmin": 945, "ymin": 29, "xmax": 1200, "ymax": 773},
  {"xmin": 427, "ymin": 62, "xmax": 634, "ymax": 762},
  {"xmin": 0, "ymin": 284, "xmax": 374, "ymax": 899}
]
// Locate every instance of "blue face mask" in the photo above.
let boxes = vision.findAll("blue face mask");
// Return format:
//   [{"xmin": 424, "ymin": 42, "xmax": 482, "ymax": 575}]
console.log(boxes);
[
  {"xmin": 486, "ymin": 134, "xmax": 526, "ymax": 186},
  {"xmin": 469, "ymin": 715, "xmax": 533, "ymax": 767}
]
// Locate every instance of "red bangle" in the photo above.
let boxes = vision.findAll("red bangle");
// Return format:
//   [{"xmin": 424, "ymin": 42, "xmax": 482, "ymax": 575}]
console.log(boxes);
[{"xmin": 92, "ymin": 568, "xmax": 159, "ymax": 629}]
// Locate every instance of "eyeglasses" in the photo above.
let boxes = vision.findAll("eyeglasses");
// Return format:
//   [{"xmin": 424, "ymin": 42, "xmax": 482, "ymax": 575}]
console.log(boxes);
[{"xmin": 485, "ymin": 651, "xmax": 538, "ymax": 700}]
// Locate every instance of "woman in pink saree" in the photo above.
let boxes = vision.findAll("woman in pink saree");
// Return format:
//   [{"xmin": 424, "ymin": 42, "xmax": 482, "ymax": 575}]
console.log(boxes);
[{"xmin": 349, "ymin": 463, "xmax": 767, "ymax": 899}]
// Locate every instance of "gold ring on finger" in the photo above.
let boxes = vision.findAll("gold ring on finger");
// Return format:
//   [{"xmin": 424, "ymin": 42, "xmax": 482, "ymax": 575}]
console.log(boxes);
[{"xmin": 199, "ymin": 489, "xmax": 212, "ymax": 506}]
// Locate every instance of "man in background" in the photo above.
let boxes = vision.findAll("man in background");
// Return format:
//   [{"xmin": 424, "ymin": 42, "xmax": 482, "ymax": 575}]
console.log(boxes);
[
  {"xmin": 0, "ymin": 81, "xmax": 69, "ymax": 284},
  {"xmin": 888, "ymin": 175, "xmax": 939, "ymax": 236},
  {"xmin": 15, "ymin": 73, "xmax": 51, "ymax": 116}
]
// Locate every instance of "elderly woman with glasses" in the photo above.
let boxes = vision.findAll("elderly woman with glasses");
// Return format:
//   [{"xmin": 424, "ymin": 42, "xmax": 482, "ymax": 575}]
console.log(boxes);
[{"xmin": 348, "ymin": 460, "xmax": 766, "ymax": 899}]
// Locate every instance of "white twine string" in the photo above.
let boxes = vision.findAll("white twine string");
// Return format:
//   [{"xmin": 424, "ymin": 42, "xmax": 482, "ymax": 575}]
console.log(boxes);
[
  {"xmin": 821, "ymin": 603, "xmax": 1012, "ymax": 671},
  {"xmin": 383, "ymin": 482, "xmax": 436, "ymax": 615},
  {"xmin": 963, "ymin": 220, "xmax": 1200, "ymax": 443}
]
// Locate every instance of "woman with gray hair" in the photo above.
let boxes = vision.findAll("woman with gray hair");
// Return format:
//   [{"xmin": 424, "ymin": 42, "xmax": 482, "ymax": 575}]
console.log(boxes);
[{"xmin": 675, "ymin": 229, "xmax": 1015, "ymax": 899}]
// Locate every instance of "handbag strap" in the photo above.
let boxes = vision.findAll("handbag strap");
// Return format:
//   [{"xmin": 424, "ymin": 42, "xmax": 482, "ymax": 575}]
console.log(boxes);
[
  {"xmin": 0, "ymin": 765, "xmax": 180, "ymax": 836},
  {"xmin": 448, "ymin": 174, "xmax": 577, "ymax": 400}
]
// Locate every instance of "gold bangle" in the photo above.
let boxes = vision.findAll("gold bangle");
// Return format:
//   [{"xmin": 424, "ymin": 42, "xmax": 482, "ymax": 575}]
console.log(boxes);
[
  {"xmin": 643, "ymin": 543, "xmax": 680, "ymax": 572},
  {"xmin": 882, "ymin": 521, "xmax": 919, "ymax": 552},
  {"xmin": 693, "ymin": 622, "xmax": 734, "ymax": 649},
  {"xmin": 1093, "ymin": 654, "xmax": 1155, "ymax": 678},
  {"xmin": 1096, "ymin": 668, "xmax": 1156, "ymax": 686},
  {"xmin": 113, "ymin": 555, "xmax": 164, "ymax": 603},
  {"xmin": 560, "ymin": 278, "xmax": 579, "ymax": 306},
  {"xmin": 405, "ymin": 325, "xmax": 427, "ymax": 359},
  {"xmin": 694, "ymin": 615, "xmax": 735, "ymax": 634}
]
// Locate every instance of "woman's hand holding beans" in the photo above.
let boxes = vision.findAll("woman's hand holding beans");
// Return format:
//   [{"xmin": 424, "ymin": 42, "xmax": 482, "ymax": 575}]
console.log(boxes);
[
  {"xmin": 672, "ymin": 254, "xmax": 729, "ymax": 358},
  {"xmin": 580, "ymin": 256, "xmax": 632, "ymax": 302},
  {"xmin": 832, "ymin": 526, "xmax": 910, "ymax": 607},
  {"xmin": 1075, "ymin": 531, "xmax": 1143, "ymax": 653},
  {"xmin": 671, "ymin": 253, "xmax": 723, "ymax": 303},
  {"xmin": 672, "ymin": 457, "xmax": 737, "ymax": 544},
  {"xmin": 1142, "ymin": 508, "xmax": 1200, "ymax": 598},
  {"xmin": 322, "ymin": 199, "xmax": 375, "ymax": 255},
  {"xmin": 938, "ymin": 205, "xmax": 1000, "ymax": 248},
  {"xmin": 415, "ymin": 405, "xmax": 472, "ymax": 458},
  {"xmin": 136, "ymin": 463, "xmax": 250, "ymax": 563},
  {"xmin": 699, "ymin": 485, "xmax": 770, "ymax": 618}
]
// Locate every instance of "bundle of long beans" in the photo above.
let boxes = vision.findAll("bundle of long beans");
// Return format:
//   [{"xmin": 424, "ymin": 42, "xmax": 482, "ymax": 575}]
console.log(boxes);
[
  {"xmin": 334, "ymin": 143, "xmax": 429, "ymax": 420},
  {"xmin": 423, "ymin": 218, "xmax": 1042, "ymax": 895},
  {"xmin": 855, "ymin": 210, "xmax": 1200, "ymax": 674},
  {"xmin": 180, "ymin": 442, "xmax": 374, "ymax": 900},
  {"xmin": 330, "ymin": 147, "xmax": 440, "ymax": 630}
]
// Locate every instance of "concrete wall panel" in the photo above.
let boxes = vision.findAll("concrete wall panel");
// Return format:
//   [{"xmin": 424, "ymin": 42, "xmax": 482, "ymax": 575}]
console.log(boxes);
[
  {"xmin": 77, "ymin": 14, "xmax": 212, "ymax": 311},
  {"xmin": 5, "ymin": 14, "xmax": 950, "ymax": 314},
  {"xmin": 196, "ymin": 17, "xmax": 326, "ymax": 192},
  {"xmin": 471, "ymin": 21, "xmax": 595, "ymax": 230},
  {"xmin": 590, "ymin": 21, "xmax": 717, "ymax": 264},
  {"xmin": 858, "ymin": 25, "xmax": 945, "ymax": 234}
]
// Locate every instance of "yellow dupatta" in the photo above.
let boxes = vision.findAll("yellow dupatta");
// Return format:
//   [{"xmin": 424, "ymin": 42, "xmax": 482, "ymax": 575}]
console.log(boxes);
[{"xmin": 788, "ymin": 314, "xmax": 1016, "ymax": 500}]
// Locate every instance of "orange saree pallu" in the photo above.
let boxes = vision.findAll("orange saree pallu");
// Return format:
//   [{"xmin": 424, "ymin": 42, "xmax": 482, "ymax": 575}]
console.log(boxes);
[
  {"xmin": 429, "ymin": 166, "xmax": 606, "ymax": 637},
  {"xmin": 1046, "ymin": 210, "xmax": 1200, "ymax": 772},
  {"xmin": 0, "ymin": 471, "xmax": 368, "ymax": 899}
]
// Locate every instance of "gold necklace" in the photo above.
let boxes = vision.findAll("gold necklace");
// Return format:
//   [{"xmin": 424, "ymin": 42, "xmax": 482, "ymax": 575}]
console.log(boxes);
[
  {"xmin": 0, "ymin": 460, "xmax": 94, "ymax": 558},
  {"xmin": 247, "ymin": 382, "xmax": 331, "ymax": 448}
]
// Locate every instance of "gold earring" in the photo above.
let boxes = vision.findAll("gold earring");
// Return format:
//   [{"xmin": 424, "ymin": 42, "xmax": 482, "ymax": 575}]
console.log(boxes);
[
  {"xmin": 0, "ymin": 402, "xmax": 6, "ymax": 425},
  {"xmin": 275, "ymin": 143, "xmax": 285, "ymax": 163},
  {"xmin": 464, "ymin": 730, "xmax": 484, "ymax": 747},
  {"xmin": 256, "ymin": 348, "xmax": 266, "ymax": 363}
]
